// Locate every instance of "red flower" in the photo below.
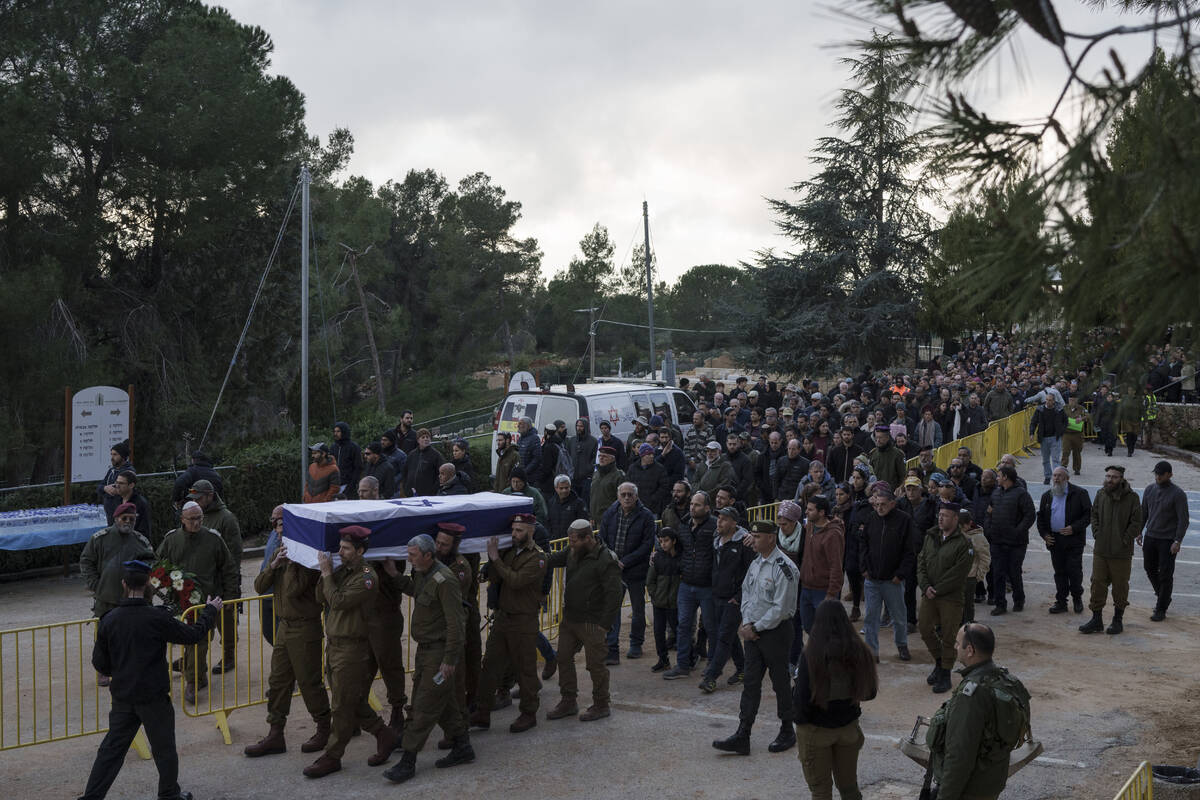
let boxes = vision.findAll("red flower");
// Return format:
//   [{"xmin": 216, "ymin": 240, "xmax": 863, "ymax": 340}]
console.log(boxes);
[{"xmin": 152, "ymin": 567, "xmax": 168, "ymax": 581}]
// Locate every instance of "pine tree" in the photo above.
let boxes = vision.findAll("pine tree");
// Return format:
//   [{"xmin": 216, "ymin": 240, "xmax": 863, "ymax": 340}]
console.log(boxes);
[{"xmin": 744, "ymin": 32, "xmax": 939, "ymax": 374}]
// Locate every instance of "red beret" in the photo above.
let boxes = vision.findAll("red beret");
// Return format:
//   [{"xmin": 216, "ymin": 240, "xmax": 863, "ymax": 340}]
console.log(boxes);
[
  {"xmin": 510, "ymin": 513, "xmax": 536, "ymax": 525},
  {"xmin": 113, "ymin": 502, "xmax": 138, "ymax": 518},
  {"xmin": 436, "ymin": 522, "xmax": 466, "ymax": 534},
  {"xmin": 338, "ymin": 525, "xmax": 371, "ymax": 540}
]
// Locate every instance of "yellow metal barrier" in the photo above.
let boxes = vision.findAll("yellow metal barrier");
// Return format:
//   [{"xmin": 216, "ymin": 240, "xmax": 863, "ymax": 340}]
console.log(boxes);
[
  {"xmin": 0, "ymin": 616, "xmax": 150, "ymax": 757},
  {"xmin": 908, "ymin": 406, "xmax": 1037, "ymax": 475},
  {"xmin": 1113, "ymin": 761, "xmax": 1153, "ymax": 800}
]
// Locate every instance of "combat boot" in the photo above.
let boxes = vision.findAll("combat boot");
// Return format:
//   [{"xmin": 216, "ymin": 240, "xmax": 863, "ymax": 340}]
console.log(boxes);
[
  {"xmin": 243, "ymin": 723, "xmax": 286, "ymax": 757},
  {"xmin": 435, "ymin": 734, "xmax": 475, "ymax": 768},
  {"xmin": 932, "ymin": 667, "xmax": 952, "ymax": 694},
  {"xmin": 300, "ymin": 718, "xmax": 330, "ymax": 753},
  {"xmin": 926, "ymin": 660, "xmax": 942, "ymax": 685},
  {"xmin": 1105, "ymin": 609, "xmax": 1124, "ymax": 635},
  {"xmin": 767, "ymin": 722, "xmax": 796, "ymax": 753},
  {"xmin": 468, "ymin": 709, "xmax": 491, "ymax": 730},
  {"xmin": 383, "ymin": 750, "xmax": 417, "ymax": 784},
  {"xmin": 1078, "ymin": 612, "xmax": 1104, "ymax": 634},
  {"xmin": 302, "ymin": 755, "xmax": 341, "ymax": 779},
  {"xmin": 367, "ymin": 724, "xmax": 397, "ymax": 766},
  {"xmin": 712, "ymin": 722, "xmax": 752, "ymax": 755},
  {"xmin": 388, "ymin": 704, "xmax": 405, "ymax": 738}
]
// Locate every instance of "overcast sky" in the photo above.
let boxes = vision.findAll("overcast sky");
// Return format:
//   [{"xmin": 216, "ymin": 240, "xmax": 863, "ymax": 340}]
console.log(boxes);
[{"xmin": 217, "ymin": 1, "xmax": 1163, "ymax": 283}]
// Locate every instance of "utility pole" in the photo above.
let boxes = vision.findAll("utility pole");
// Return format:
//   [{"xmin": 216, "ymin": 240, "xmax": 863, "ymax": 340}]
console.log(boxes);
[
  {"xmin": 574, "ymin": 307, "xmax": 599, "ymax": 380},
  {"xmin": 643, "ymin": 200, "xmax": 656, "ymax": 380},
  {"xmin": 300, "ymin": 165, "xmax": 310, "ymax": 499}
]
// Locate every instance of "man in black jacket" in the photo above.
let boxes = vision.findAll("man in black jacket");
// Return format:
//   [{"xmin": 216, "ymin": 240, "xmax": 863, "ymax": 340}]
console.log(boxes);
[
  {"xmin": 599, "ymin": 482, "xmax": 656, "ymax": 663},
  {"xmin": 547, "ymin": 476, "xmax": 589, "ymax": 542},
  {"xmin": 363, "ymin": 442, "xmax": 397, "ymax": 499},
  {"xmin": 80, "ymin": 560, "xmax": 221, "ymax": 800},
  {"xmin": 987, "ymin": 466, "xmax": 1037, "ymax": 614},
  {"xmin": 725, "ymin": 434, "xmax": 756, "ymax": 504},
  {"xmin": 826, "ymin": 428, "xmax": 863, "ymax": 485},
  {"xmin": 405, "ymin": 429, "xmax": 446, "ymax": 497},
  {"xmin": 1037, "ymin": 467, "xmax": 1092, "ymax": 614},
  {"xmin": 757, "ymin": 432, "xmax": 786, "ymax": 503},
  {"xmin": 775, "ymin": 439, "xmax": 810, "ymax": 502},
  {"xmin": 331, "ymin": 422, "xmax": 363, "ymax": 499},
  {"xmin": 626, "ymin": 444, "xmax": 670, "ymax": 516},
  {"xmin": 665, "ymin": 491, "xmax": 718, "ymax": 680},
  {"xmin": 699, "ymin": 508, "xmax": 755, "ymax": 693},
  {"xmin": 857, "ymin": 483, "xmax": 919, "ymax": 662},
  {"xmin": 1030, "ymin": 394, "xmax": 1068, "ymax": 485},
  {"xmin": 564, "ymin": 418, "xmax": 598, "ymax": 502},
  {"xmin": 170, "ymin": 450, "xmax": 224, "ymax": 509}
]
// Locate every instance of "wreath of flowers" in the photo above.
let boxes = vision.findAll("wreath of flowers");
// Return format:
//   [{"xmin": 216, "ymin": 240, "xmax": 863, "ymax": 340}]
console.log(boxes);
[{"xmin": 149, "ymin": 559, "xmax": 203, "ymax": 616}]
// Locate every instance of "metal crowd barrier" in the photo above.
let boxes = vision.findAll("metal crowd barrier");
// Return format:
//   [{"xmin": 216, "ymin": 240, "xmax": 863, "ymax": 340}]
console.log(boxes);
[
  {"xmin": 0, "ymin": 616, "xmax": 150, "ymax": 757},
  {"xmin": 1112, "ymin": 761, "xmax": 1153, "ymax": 800},
  {"xmin": 910, "ymin": 406, "xmax": 1037, "ymax": 474}
]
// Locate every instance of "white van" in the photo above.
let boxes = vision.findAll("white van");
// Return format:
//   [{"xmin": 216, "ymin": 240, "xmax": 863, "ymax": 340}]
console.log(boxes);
[{"xmin": 490, "ymin": 381, "xmax": 698, "ymax": 474}]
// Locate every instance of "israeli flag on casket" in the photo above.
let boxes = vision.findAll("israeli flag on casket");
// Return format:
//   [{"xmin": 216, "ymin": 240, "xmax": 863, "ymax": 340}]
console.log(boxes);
[{"xmin": 281, "ymin": 492, "xmax": 534, "ymax": 568}]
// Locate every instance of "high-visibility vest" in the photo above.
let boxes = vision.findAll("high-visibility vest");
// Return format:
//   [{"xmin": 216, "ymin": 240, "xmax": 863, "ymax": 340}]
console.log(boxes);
[
  {"xmin": 1144, "ymin": 394, "xmax": 1158, "ymax": 421},
  {"xmin": 1066, "ymin": 416, "xmax": 1084, "ymax": 432}
]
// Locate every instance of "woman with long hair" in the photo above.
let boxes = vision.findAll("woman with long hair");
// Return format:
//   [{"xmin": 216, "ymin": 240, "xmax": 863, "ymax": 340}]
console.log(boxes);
[{"xmin": 792, "ymin": 599, "xmax": 878, "ymax": 800}]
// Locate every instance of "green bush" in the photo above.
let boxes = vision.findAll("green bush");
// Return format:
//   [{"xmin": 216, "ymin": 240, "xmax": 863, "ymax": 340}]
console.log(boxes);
[{"xmin": 1177, "ymin": 428, "xmax": 1200, "ymax": 451}]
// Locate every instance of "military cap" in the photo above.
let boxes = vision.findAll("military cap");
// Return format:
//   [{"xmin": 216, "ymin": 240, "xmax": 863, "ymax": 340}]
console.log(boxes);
[
  {"xmin": 749, "ymin": 519, "xmax": 778, "ymax": 535},
  {"xmin": 122, "ymin": 559, "xmax": 151, "ymax": 574},
  {"xmin": 113, "ymin": 502, "xmax": 138, "ymax": 518},
  {"xmin": 436, "ymin": 522, "xmax": 466, "ymax": 535},
  {"xmin": 510, "ymin": 513, "xmax": 537, "ymax": 525},
  {"xmin": 939, "ymin": 501, "xmax": 962, "ymax": 513},
  {"xmin": 338, "ymin": 525, "xmax": 371, "ymax": 540}
]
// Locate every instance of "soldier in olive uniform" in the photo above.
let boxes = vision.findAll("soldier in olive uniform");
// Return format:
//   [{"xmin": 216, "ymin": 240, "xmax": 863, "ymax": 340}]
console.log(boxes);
[
  {"xmin": 927, "ymin": 623, "xmax": 1031, "ymax": 800},
  {"xmin": 365, "ymin": 545, "xmax": 408, "ymax": 739},
  {"xmin": 918, "ymin": 502, "xmax": 974, "ymax": 695},
  {"xmin": 156, "ymin": 501, "xmax": 241, "ymax": 703},
  {"xmin": 243, "ymin": 535, "xmax": 330, "ymax": 758},
  {"xmin": 468, "ymin": 513, "xmax": 547, "ymax": 733},
  {"xmin": 544, "ymin": 519, "xmax": 623, "ymax": 723},
  {"xmin": 189, "ymin": 479, "xmax": 242, "ymax": 674},
  {"xmin": 303, "ymin": 526, "xmax": 397, "ymax": 778},
  {"xmin": 435, "ymin": 522, "xmax": 483, "ymax": 715},
  {"xmin": 383, "ymin": 533, "xmax": 473, "ymax": 784}
]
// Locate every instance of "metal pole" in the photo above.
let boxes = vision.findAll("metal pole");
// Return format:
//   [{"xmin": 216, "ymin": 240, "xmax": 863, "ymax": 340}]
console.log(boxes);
[
  {"xmin": 63, "ymin": 387, "xmax": 71, "ymax": 507},
  {"xmin": 300, "ymin": 165, "xmax": 311, "ymax": 499},
  {"xmin": 643, "ymin": 200, "xmax": 655, "ymax": 379},
  {"xmin": 589, "ymin": 307, "xmax": 596, "ymax": 380}
]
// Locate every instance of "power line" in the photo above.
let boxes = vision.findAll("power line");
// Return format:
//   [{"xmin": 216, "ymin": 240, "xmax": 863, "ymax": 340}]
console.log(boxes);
[{"xmin": 592, "ymin": 319, "xmax": 734, "ymax": 335}]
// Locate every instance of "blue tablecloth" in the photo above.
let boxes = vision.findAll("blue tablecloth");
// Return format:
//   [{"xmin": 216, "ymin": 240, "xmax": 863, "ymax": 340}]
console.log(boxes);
[{"xmin": 0, "ymin": 504, "xmax": 109, "ymax": 551}]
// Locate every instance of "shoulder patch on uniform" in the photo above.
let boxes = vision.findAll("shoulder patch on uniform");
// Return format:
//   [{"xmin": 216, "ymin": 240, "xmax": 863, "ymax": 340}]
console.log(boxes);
[
  {"xmin": 433, "ymin": 571, "xmax": 446, "ymax": 584},
  {"xmin": 538, "ymin": 559, "xmax": 546, "ymax": 569},
  {"xmin": 774, "ymin": 557, "xmax": 794, "ymax": 581},
  {"xmin": 364, "ymin": 577, "xmax": 374, "ymax": 589},
  {"xmin": 961, "ymin": 680, "xmax": 977, "ymax": 696},
  {"xmin": 92, "ymin": 528, "xmax": 106, "ymax": 538}
]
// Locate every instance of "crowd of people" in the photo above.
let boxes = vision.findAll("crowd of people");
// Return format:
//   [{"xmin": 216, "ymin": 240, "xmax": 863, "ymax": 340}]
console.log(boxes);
[{"xmin": 78, "ymin": 332, "xmax": 1193, "ymax": 799}]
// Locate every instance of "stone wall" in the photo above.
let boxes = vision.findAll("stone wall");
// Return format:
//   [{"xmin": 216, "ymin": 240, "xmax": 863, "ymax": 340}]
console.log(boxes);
[{"xmin": 1154, "ymin": 403, "xmax": 1200, "ymax": 447}]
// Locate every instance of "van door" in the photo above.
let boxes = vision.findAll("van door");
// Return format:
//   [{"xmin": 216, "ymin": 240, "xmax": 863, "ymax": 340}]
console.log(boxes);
[{"xmin": 672, "ymin": 390, "xmax": 697, "ymax": 432}]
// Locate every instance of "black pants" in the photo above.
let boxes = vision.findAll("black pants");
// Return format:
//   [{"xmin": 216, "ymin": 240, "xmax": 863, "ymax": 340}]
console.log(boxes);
[
  {"xmin": 903, "ymin": 563, "xmax": 918, "ymax": 625},
  {"xmin": 1143, "ymin": 537, "xmax": 1179, "ymax": 612},
  {"xmin": 1124, "ymin": 432, "xmax": 1138, "ymax": 456},
  {"xmin": 1049, "ymin": 544, "xmax": 1084, "ymax": 604},
  {"xmin": 739, "ymin": 622, "xmax": 795, "ymax": 729},
  {"xmin": 991, "ymin": 543, "xmax": 1027, "ymax": 609},
  {"xmin": 652, "ymin": 606, "xmax": 674, "ymax": 661},
  {"xmin": 81, "ymin": 694, "xmax": 180, "ymax": 800},
  {"xmin": 1101, "ymin": 428, "xmax": 1117, "ymax": 456},
  {"xmin": 845, "ymin": 568, "xmax": 864, "ymax": 606}
]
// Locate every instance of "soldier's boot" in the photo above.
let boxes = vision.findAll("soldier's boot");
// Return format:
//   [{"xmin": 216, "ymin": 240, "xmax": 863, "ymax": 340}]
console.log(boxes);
[
  {"xmin": 243, "ymin": 724, "xmax": 286, "ymax": 757},
  {"xmin": 468, "ymin": 708, "xmax": 491, "ymax": 730},
  {"xmin": 712, "ymin": 722, "xmax": 752, "ymax": 755},
  {"xmin": 301, "ymin": 755, "xmax": 341, "ymax": 779},
  {"xmin": 510, "ymin": 712, "xmax": 537, "ymax": 733},
  {"xmin": 1079, "ymin": 612, "xmax": 1104, "ymax": 634},
  {"xmin": 367, "ymin": 725, "xmax": 398, "ymax": 766},
  {"xmin": 932, "ymin": 667, "xmax": 952, "ymax": 694},
  {"xmin": 1105, "ymin": 609, "xmax": 1124, "ymax": 635},
  {"xmin": 388, "ymin": 705, "xmax": 405, "ymax": 739},
  {"xmin": 300, "ymin": 719, "xmax": 330, "ymax": 753},
  {"xmin": 926, "ymin": 660, "xmax": 942, "ymax": 685},
  {"xmin": 546, "ymin": 697, "xmax": 579, "ymax": 720},
  {"xmin": 382, "ymin": 750, "xmax": 417, "ymax": 784},
  {"xmin": 767, "ymin": 722, "xmax": 796, "ymax": 753},
  {"xmin": 435, "ymin": 734, "xmax": 475, "ymax": 769}
]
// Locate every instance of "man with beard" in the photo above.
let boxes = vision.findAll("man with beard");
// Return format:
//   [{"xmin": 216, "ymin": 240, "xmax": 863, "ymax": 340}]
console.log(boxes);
[
  {"xmin": 362, "ymin": 442, "xmax": 397, "ymax": 499},
  {"xmin": 565, "ymin": 418, "xmax": 598, "ymax": 501},
  {"xmin": 826, "ymin": 428, "xmax": 863, "ymax": 486},
  {"xmin": 493, "ymin": 432, "xmax": 519, "ymax": 493},
  {"xmin": 596, "ymin": 420, "xmax": 627, "ymax": 470},
  {"xmin": 867, "ymin": 426, "xmax": 906, "ymax": 491},
  {"xmin": 1036, "ymin": 467, "xmax": 1092, "ymax": 614},
  {"xmin": 986, "ymin": 466, "xmax": 1036, "ymax": 615},
  {"xmin": 189, "ymin": 479, "xmax": 242, "ymax": 675},
  {"xmin": 331, "ymin": 422, "xmax": 364, "ymax": 499},
  {"xmin": 589, "ymin": 447, "xmax": 625, "ymax": 522},
  {"xmin": 599, "ymin": 483, "xmax": 656, "ymax": 663},
  {"xmin": 775, "ymin": 439, "xmax": 810, "ymax": 502},
  {"xmin": 724, "ymin": 434, "xmax": 756, "ymax": 504},
  {"xmin": 394, "ymin": 409, "xmax": 419, "ymax": 455},
  {"xmin": 662, "ymin": 480, "xmax": 692, "ymax": 532},
  {"xmin": 97, "ymin": 441, "xmax": 134, "ymax": 523},
  {"xmin": 684, "ymin": 411, "xmax": 713, "ymax": 479},
  {"xmin": 469, "ymin": 515, "xmax": 546, "ymax": 734},
  {"xmin": 757, "ymin": 432, "xmax": 787, "ymax": 502},
  {"xmin": 304, "ymin": 443, "xmax": 340, "ymax": 503},
  {"xmin": 1080, "ymin": 465, "xmax": 1143, "ymax": 635}
]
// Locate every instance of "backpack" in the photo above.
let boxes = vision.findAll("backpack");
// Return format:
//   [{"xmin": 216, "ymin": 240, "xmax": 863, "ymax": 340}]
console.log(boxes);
[
  {"xmin": 553, "ymin": 443, "xmax": 573, "ymax": 481},
  {"xmin": 979, "ymin": 666, "xmax": 1032, "ymax": 751}
]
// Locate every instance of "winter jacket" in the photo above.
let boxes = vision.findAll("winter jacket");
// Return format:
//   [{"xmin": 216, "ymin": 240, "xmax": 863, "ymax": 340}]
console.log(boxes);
[
  {"xmin": 364, "ymin": 458, "xmax": 397, "ymax": 499},
  {"xmin": 711, "ymin": 530, "xmax": 755, "ymax": 600},
  {"xmin": 797, "ymin": 471, "xmax": 836, "ymax": 497},
  {"xmin": 965, "ymin": 527, "xmax": 991, "ymax": 580},
  {"xmin": 405, "ymin": 444, "xmax": 445, "ymax": 497},
  {"xmin": 598, "ymin": 501, "xmax": 657, "ymax": 582},
  {"xmin": 545, "ymin": 540, "xmax": 623, "ymax": 625},
  {"xmin": 331, "ymin": 422, "xmax": 364, "ymax": 499},
  {"xmin": 727, "ymin": 449, "xmax": 756, "ymax": 503},
  {"xmin": 757, "ymin": 444, "xmax": 787, "ymax": 502},
  {"xmin": 517, "ymin": 429, "xmax": 543, "ymax": 485},
  {"xmin": 626, "ymin": 459, "xmax": 670, "ymax": 516},
  {"xmin": 661, "ymin": 502, "xmax": 690, "ymax": 534},
  {"xmin": 986, "ymin": 484, "xmax": 1036, "ymax": 547},
  {"xmin": 155, "ymin": 526, "xmax": 241, "ymax": 600},
  {"xmin": 589, "ymin": 462, "xmax": 625, "ymax": 523},
  {"xmin": 547, "ymin": 490, "xmax": 589, "ymax": 541},
  {"xmin": 657, "ymin": 442, "xmax": 686, "ymax": 485},
  {"xmin": 1030, "ymin": 405, "xmax": 1067, "ymax": 441},
  {"xmin": 868, "ymin": 442, "xmax": 906, "ymax": 490},
  {"xmin": 1036, "ymin": 483, "xmax": 1092, "ymax": 548},
  {"xmin": 171, "ymin": 456, "xmax": 225, "ymax": 505},
  {"xmin": 678, "ymin": 513, "xmax": 718, "ymax": 587},
  {"xmin": 960, "ymin": 405, "xmax": 988, "ymax": 436},
  {"xmin": 79, "ymin": 525, "xmax": 155, "ymax": 617},
  {"xmin": 494, "ymin": 445, "xmax": 519, "ymax": 493},
  {"xmin": 684, "ymin": 423, "xmax": 714, "ymax": 468},
  {"xmin": 597, "ymin": 434, "xmax": 627, "ymax": 471},
  {"xmin": 775, "ymin": 453, "xmax": 810, "ymax": 501},
  {"xmin": 800, "ymin": 517, "xmax": 845, "ymax": 596},
  {"xmin": 646, "ymin": 549, "xmax": 682, "ymax": 609},
  {"xmin": 856, "ymin": 505, "xmax": 919, "ymax": 582},
  {"xmin": 983, "ymin": 388, "xmax": 1014, "ymax": 421},
  {"xmin": 826, "ymin": 444, "xmax": 863, "ymax": 485},
  {"xmin": 693, "ymin": 455, "xmax": 735, "ymax": 497},
  {"xmin": 437, "ymin": 474, "xmax": 471, "ymax": 496},
  {"xmin": 913, "ymin": 418, "xmax": 944, "ymax": 450},
  {"xmin": 381, "ymin": 444, "xmax": 408, "ymax": 491},
  {"xmin": 565, "ymin": 424, "xmax": 598, "ymax": 488},
  {"xmin": 303, "ymin": 460, "xmax": 339, "ymax": 503},
  {"xmin": 450, "ymin": 456, "xmax": 475, "ymax": 492},
  {"xmin": 201, "ymin": 496, "xmax": 242, "ymax": 563},
  {"xmin": 1091, "ymin": 479, "xmax": 1143, "ymax": 558},
  {"xmin": 502, "ymin": 484, "xmax": 549, "ymax": 526},
  {"xmin": 917, "ymin": 526, "xmax": 974, "ymax": 598}
]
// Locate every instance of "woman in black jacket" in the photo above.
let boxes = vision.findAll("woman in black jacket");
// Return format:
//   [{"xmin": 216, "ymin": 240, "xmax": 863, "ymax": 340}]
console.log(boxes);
[{"xmin": 792, "ymin": 599, "xmax": 878, "ymax": 800}]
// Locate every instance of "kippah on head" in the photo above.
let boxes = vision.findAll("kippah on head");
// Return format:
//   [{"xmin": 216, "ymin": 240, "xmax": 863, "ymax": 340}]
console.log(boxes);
[
  {"xmin": 568, "ymin": 519, "xmax": 593, "ymax": 533},
  {"xmin": 181, "ymin": 500, "xmax": 202, "ymax": 514},
  {"xmin": 871, "ymin": 481, "xmax": 894, "ymax": 497}
]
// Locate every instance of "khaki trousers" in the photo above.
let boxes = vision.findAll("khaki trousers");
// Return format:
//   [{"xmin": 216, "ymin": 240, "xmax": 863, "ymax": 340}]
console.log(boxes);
[
  {"xmin": 795, "ymin": 720, "xmax": 865, "ymax": 800},
  {"xmin": 556, "ymin": 620, "xmax": 609, "ymax": 707}
]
